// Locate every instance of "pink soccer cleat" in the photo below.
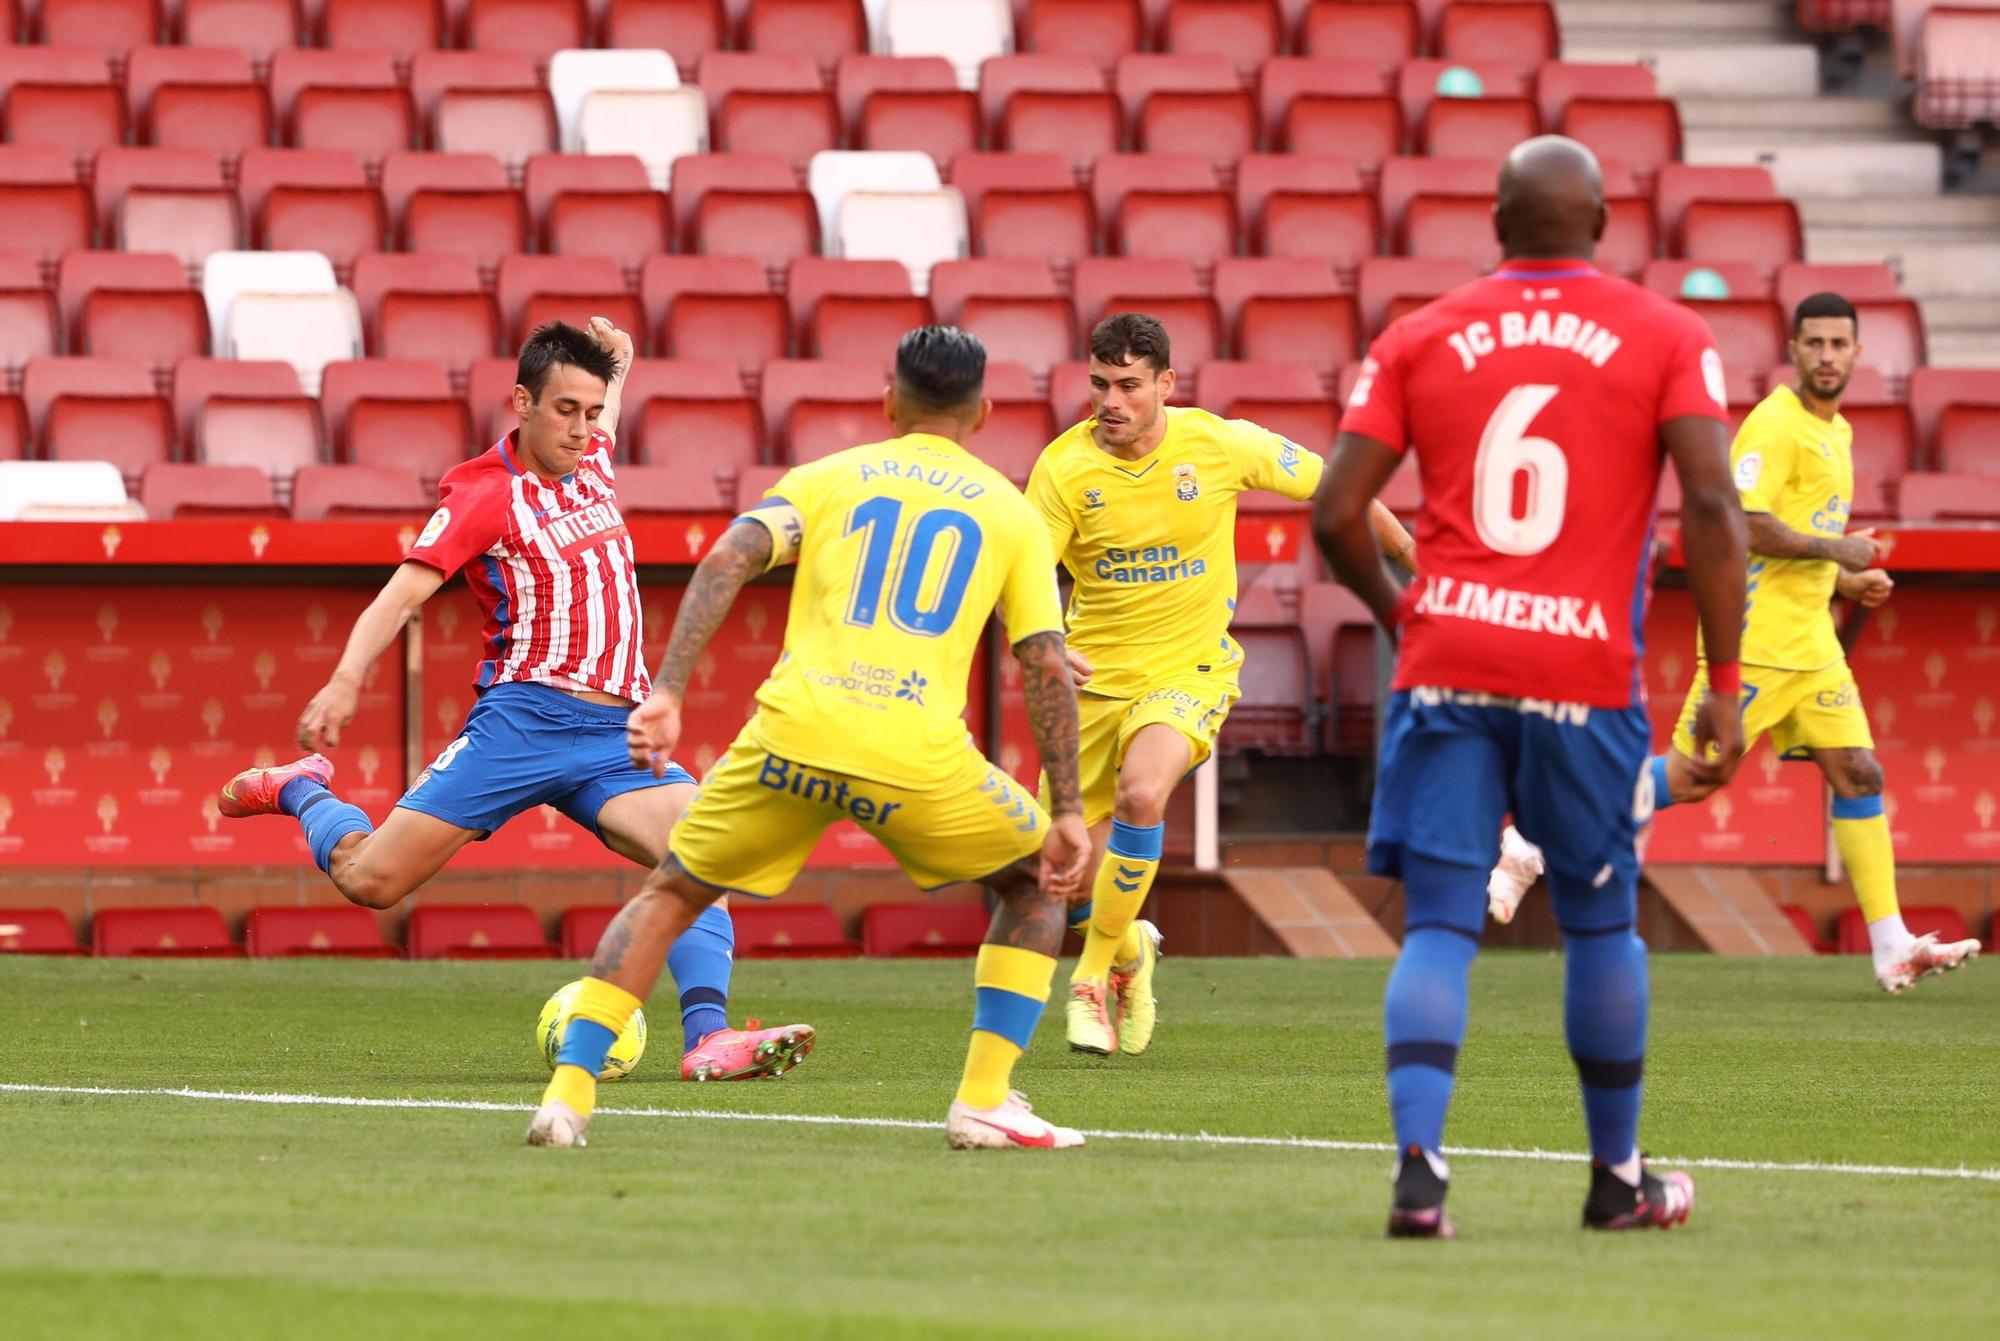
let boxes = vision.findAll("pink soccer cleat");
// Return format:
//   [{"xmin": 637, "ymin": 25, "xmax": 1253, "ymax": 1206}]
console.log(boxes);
[
  {"xmin": 680, "ymin": 1018, "xmax": 816, "ymax": 1082},
  {"xmin": 946, "ymin": 1090, "xmax": 1085, "ymax": 1150},
  {"xmin": 1877, "ymin": 932, "xmax": 1981, "ymax": 994},
  {"xmin": 218, "ymin": 754, "xmax": 334, "ymax": 819}
]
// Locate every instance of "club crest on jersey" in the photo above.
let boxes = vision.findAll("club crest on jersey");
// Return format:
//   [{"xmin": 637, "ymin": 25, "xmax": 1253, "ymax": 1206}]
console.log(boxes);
[
  {"xmin": 1173, "ymin": 463, "xmax": 1199, "ymax": 501},
  {"xmin": 1083, "ymin": 487, "xmax": 1104, "ymax": 510}
]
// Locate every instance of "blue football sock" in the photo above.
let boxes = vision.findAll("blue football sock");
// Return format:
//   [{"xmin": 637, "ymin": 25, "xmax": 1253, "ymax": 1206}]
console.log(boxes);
[
  {"xmin": 1383, "ymin": 852, "xmax": 1486, "ymax": 1155},
  {"xmin": 1648, "ymin": 754, "xmax": 1673, "ymax": 813},
  {"xmin": 555, "ymin": 1017, "xmax": 618, "ymax": 1076},
  {"xmin": 294, "ymin": 792, "xmax": 373, "ymax": 874},
  {"xmin": 669, "ymin": 902, "xmax": 734, "ymax": 1050},
  {"xmin": 1066, "ymin": 900, "xmax": 1092, "ymax": 931},
  {"xmin": 279, "ymin": 775, "xmax": 327, "ymax": 816},
  {"xmin": 1551, "ymin": 871, "xmax": 1648, "ymax": 1166}
]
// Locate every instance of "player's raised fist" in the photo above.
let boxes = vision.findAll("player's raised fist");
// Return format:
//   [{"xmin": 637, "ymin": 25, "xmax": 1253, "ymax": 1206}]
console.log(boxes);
[
  {"xmin": 1833, "ymin": 527, "xmax": 1883, "ymax": 572},
  {"xmin": 586, "ymin": 316, "xmax": 634, "ymax": 377},
  {"xmin": 627, "ymin": 691, "xmax": 683, "ymax": 777},
  {"xmin": 296, "ymin": 674, "xmax": 360, "ymax": 750}
]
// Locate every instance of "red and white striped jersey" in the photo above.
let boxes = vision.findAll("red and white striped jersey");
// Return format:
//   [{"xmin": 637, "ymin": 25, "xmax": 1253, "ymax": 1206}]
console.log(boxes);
[{"xmin": 407, "ymin": 429, "xmax": 652, "ymax": 701}]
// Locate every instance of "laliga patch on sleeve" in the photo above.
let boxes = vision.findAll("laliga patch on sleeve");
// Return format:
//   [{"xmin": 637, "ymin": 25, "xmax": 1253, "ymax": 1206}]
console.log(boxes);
[
  {"xmin": 1734, "ymin": 452, "xmax": 1761, "ymax": 491},
  {"xmin": 1700, "ymin": 348, "xmax": 1728, "ymax": 409},
  {"xmin": 417, "ymin": 506, "xmax": 451, "ymax": 548}
]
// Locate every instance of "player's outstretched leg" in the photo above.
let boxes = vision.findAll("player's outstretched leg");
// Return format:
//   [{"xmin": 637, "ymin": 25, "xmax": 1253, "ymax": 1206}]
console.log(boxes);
[
  {"xmin": 1383, "ymin": 853, "xmax": 1485, "ymax": 1239},
  {"xmin": 1548, "ymin": 870, "xmax": 1694, "ymax": 1231},
  {"xmin": 667, "ymin": 901, "xmax": 815, "ymax": 1082},
  {"xmin": 948, "ymin": 859, "xmax": 1082, "ymax": 1150},
  {"xmin": 218, "ymin": 754, "xmax": 382, "ymax": 886}
]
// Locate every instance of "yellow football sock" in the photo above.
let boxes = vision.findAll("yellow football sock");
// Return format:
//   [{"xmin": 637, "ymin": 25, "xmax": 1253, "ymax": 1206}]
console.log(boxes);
[
  {"xmin": 1072, "ymin": 820, "xmax": 1163, "ymax": 984},
  {"xmin": 1113, "ymin": 921, "xmax": 1147, "ymax": 969},
  {"xmin": 544, "ymin": 1063, "xmax": 599, "ymax": 1117},
  {"xmin": 538, "ymin": 977, "xmax": 643, "ymax": 1119},
  {"xmin": 1832, "ymin": 800, "xmax": 1899, "ymax": 925},
  {"xmin": 957, "ymin": 944, "xmax": 1056, "ymax": 1108}
]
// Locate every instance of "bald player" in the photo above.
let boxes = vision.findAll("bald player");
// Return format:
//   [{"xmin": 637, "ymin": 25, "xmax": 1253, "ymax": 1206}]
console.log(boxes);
[{"xmin": 1315, "ymin": 137, "xmax": 1748, "ymax": 1237}]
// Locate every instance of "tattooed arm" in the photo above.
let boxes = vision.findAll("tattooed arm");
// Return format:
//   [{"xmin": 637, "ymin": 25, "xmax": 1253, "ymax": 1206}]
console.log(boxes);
[
  {"xmin": 1014, "ymin": 629, "xmax": 1091, "ymax": 894},
  {"xmin": 627, "ymin": 519, "xmax": 774, "ymax": 774}
]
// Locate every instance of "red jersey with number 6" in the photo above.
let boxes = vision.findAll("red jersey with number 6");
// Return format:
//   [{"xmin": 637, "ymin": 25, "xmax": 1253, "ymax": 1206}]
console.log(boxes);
[{"xmin": 1339, "ymin": 258, "xmax": 1727, "ymax": 707}]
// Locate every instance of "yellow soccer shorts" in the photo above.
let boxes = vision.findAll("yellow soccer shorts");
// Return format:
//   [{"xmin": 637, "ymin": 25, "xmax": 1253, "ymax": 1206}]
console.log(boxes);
[
  {"xmin": 1671, "ymin": 659, "xmax": 1875, "ymax": 762},
  {"xmin": 1039, "ymin": 675, "xmax": 1240, "ymax": 828},
  {"xmin": 668, "ymin": 722, "xmax": 1049, "ymax": 897}
]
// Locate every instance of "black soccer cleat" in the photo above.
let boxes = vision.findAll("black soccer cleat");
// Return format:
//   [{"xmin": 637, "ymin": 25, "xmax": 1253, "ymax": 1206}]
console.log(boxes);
[
  {"xmin": 1582, "ymin": 1158, "xmax": 1695, "ymax": 1231},
  {"xmin": 1385, "ymin": 1145, "xmax": 1457, "ymax": 1239}
]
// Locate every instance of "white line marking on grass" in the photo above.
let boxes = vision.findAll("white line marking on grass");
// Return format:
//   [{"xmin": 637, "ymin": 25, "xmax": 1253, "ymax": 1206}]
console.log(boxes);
[{"xmin": 4, "ymin": 1082, "xmax": 1996, "ymax": 1183}]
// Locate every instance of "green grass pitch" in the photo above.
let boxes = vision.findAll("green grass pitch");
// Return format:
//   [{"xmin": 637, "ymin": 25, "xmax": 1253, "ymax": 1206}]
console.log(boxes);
[{"xmin": 1, "ymin": 953, "xmax": 1994, "ymax": 1340}]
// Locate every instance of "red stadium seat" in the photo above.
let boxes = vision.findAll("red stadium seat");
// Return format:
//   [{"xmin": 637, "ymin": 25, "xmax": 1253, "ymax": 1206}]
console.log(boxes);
[
  {"xmin": 37, "ymin": 0, "xmax": 160, "ymax": 56},
  {"xmin": 639, "ymin": 253, "xmax": 772, "ymax": 347},
  {"xmin": 409, "ymin": 50, "xmax": 542, "ymax": 127},
  {"xmin": 546, "ymin": 192, "xmax": 670, "ymax": 282},
  {"xmin": 973, "ymin": 190, "xmax": 1095, "ymax": 276},
  {"xmin": 172, "ymin": 357, "xmax": 300, "ymax": 447},
  {"xmin": 692, "ymin": 190, "xmax": 821, "ymax": 282},
  {"xmin": 930, "ymin": 257, "xmax": 1063, "ymax": 324},
  {"xmin": 667, "ymin": 152, "xmax": 795, "ymax": 240},
  {"xmin": 466, "ymin": 355, "xmax": 522, "ymax": 440},
  {"xmin": 1778, "ymin": 903, "xmax": 1834, "ymax": 954},
  {"xmin": 496, "ymin": 254, "xmax": 627, "ymax": 341},
  {"xmin": 1598, "ymin": 193, "xmax": 1658, "ymax": 282},
  {"xmin": 1680, "ymin": 298, "xmax": 1787, "ymax": 375},
  {"xmin": 1438, "ymin": 1, "xmax": 1558, "ymax": 75},
  {"xmin": 1238, "ymin": 296, "xmax": 1358, "ymax": 387},
  {"xmin": 1897, "ymin": 471, "xmax": 2000, "ymax": 520},
  {"xmin": 523, "ymin": 152, "xmax": 651, "ymax": 227},
  {"xmin": 761, "ymin": 358, "xmax": 884, "ymax": 457},
  {"xmin": 90, "ymin": 146, "xmax": 222, "ymax": 240},
  {"xmin": 2, "ymin": 72, "xmax": 126, "ymax": 162},
  {"xmin": 405, "ymin": 904, "xmax": 556, "ymax": 959},
  {"xmin": 603, "ymin": 0, "xmax": 725, "ymax": 80},
  {"xmin": 700, "ymin": 52, "xmax": 839, "ymax": 170},
  {"xmin": 1201, "ymin": 359, "xmax": 1332, "ymax": 447},
  {"xmin": 1358, "ymin": 256, "xmax": 1478, "ymax": 339},
  {"xmin": 1422, "ymin": 95, "xmax": 1539, "ymax": 160},
  {"xmin": 436, "ymin": 89, "xmax": 560, "ymax": 179},
  {"xmin": 275, "ymin": 51, "xmax": 415, "ymax": 169},
  {"xmin": 0, "ymin": 175, "xmax": 95, "ymax": 275},
  {"xmin": 0, "ymin": 908, "xmax": 84, "ymax": 955},
  {"xmin": 1237, "ymin": 151, "xmax": 1364, "ymax": 234},
  {"xmin": 949, "ymin": 150, "xmax": 1075, "ymax": 217},
  {"xmin": 958, "ymin": 294, "xmax": 1078, "ymax": 382},
  {"xmin": 321, "ymin": 0, "xmax": 443, "ymax": 57},
  {"xmin": 291, "ymin": 462, "xmax": 432, "ymax": 519},
  {"xmin": 1909, "ymin": 366, "xmax": 2000, "ymax": 468},
  {"xmin": 1839, "ymin": 399, "xmax": 1918, "ymax": 482},
  {"xmin": 350, "ymin": 250, "xmax": 483, "ymax": 337},
  {"xmin": 1072, "ymin": 256, "xmax": 1202, "ymax": 326},
  {"xmin": 1300, "ymin": 0, "xmax": 1419, "ymax": 71},
  {"xmin": 239, "ymin": 145, "xmax": 369, "ymax": 227},
  {"xmin": 1679, "ymin": 198, "xmax": 1804, "ymax": 282},
  {"xmin": 1534, "ymin": 60, "xmax": 1659, "ymax": 126},
  {"xmin": 141, "ymin": 461, "xmax": 286, "ymax": 518},
  {"xmin": 1283, "ymin": 95, "xmax": 1403, "ymax": 181},
  {"xmin": 969, "ymin": 375, "xmax": 1057, "ymax": 482},
  {"xmin": 978, "ymin": 52, "xmax": 1106, "ymax": 128},
  {"xmin": 1094, "ymin": 150, "xmax": 1216, "ymax": 225},
  {"xmin": 1561, "ymin": 98, "xmax": 1681, "ymax": 193},
  {"xmin": 1377, "ymin": 155, "xmax": 1492, "ymax": 239},
  {"xmin": 380, "ymin": 151, "xmax": 510, "ymax": 222},
  {"xmin": 1641, "ymin": 259, "xmax": 1769, "ymax": 301},
  {"xmin": 1849, "ymin": 298, "xmax": 1925, "ymax": 391},
  {"xmin": 79, "ymin": 289, "xmax": 209, "ymax": 373},
  {"xmin": 1773, "ymin": 262, "xmax": 1900, "ymax": 316},
  {"xmin": 1023, "ymin": 0, "xmax": 1143, "ymax": 75},
  {"xmin": 1654, "ymin": 163, "xmax": 1778, "ymax": 244},
  {"xmin": 1260, "ymin": 192, "xmax": 1379, "ymax": 283},
  {"xmin": 1001, "ymin": 90, "xmax": 1123, "ymax": 176},
  {"xmin": 0, "ymin": 397, "xmax": 25, "ymax": 461},
  {"xmin": 320, "ymin": 355, "xmax": 449, "ymax": 443},
  {"xmin": 1913, "ymin": 4, "xmax": 2000, "ymax": 129},
  {"xmin": 197, "ymin": 393, "xmax": 324, "ymax": 485},
  {"xmin": 0, "ymin": 289, "xmax": 58, "ymax": 380},
  {"xmin": 345, "ymin": 399, "xmax": 471, "ymax": 481},
  {"xmin": 127, "ymin": 46, "xmax": 271, "ymax": 158},
  {"xmin": 616, "ymin": 462, "xmax": 733, "ymax": 511},
  {"xmin": 1117, "ymin": 50, "xmax": 1247, "ymax": 128},
  {"xmin": 786, "ymin": 256, "xmax": 911, "ymax": 331},
  {"xmin": 28, "ymin": 358, "xmax": 173, "ymax": 483},
  {"xmin": 462, "ymin": 0, "xmax": 588, "ymax": 63},
  {"xmin": 731, "ymin": 902, "xmax": 863, "ymax": 958},
  {"xmin": 264, "ymin": 190, "xmax": 386, "ymax": 287},
  {"xmin": 837, "ymin": 53, "xmax": 957, "ymax": 126},
  {"xmin": 1402, "ymin": 193, "xmax": 1500, "ymax": 271},
  {"xmin": 1165, "ymin": 0, "xmax": 1282, "ymax": 80},
  {"xmin": 811, "ymin": 294, "xmax": 933, "ymax": 365},
  {"xmin": 630, "ymin": 382, "xmax": 765, "ymax": 476},
  {"xmin": 1215, "ymin": 255, "xmax": 1341, "ymax": 327},
  {"xmin": 1396, "ymin": 60, "xmax": 1526, "ymax": 150},
  {"xmin": 742, "ymin": 0, "xmax": 868, "ymax": 78},
  {"xmin": 55, "ymin": 250, "xmax": 179, "ymax": 340},
  {"xmin": 390, "ymin": 166, "xmax": 528, "ymax": 283},
  {"xmin": 859, "ymin": 87, "xmax": 982, "ymax": 163},
  {"xmin": 1258, "ymin": 57, "xmax": 1387, "ymax": 138},
  {"xmin": 376, "ymin": 292, "xmax": 502, "ymax": 380},
  {"xmin": 1118, "ymin": 190, "xmax": 1237, "ymax": 270},
  {"xmin": 861, "ymin": 900, "xmax": 989, "ymax": 956},
  {"xmin": 1227, "ymin": 587, "xmax": 1313, "ymax": 753},
  {"xmin": 557, "ymin": 904, "xmax": 619, "ymax": 958},
  {"xmin": 245, "ymin": 904, "xmax": 398, "ymax": 957},
  {"xmin": 92, "ymin": 905, "xmax": 244, "ymax": 957}
]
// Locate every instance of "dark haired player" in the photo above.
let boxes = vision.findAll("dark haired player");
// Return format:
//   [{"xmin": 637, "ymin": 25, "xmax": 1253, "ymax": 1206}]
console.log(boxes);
[
  {"xmin": 1489, "ymin": 293, "xmax": 1981, "ymax": 993},
  {"xmin": 1316, "ymin": 136, "xmax": 1751, "ymax": 1236},
  {"xmin": 217, "ymin": 319, "xmax": 815, "ymax": 1084},
  {"xmin": 528, "ymin": 326, "xmax": 1093, "ymax": 1150}
]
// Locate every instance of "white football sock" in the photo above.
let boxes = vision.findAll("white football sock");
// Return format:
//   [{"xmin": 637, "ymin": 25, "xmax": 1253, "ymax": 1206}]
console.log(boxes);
[
  {"xmin": 1608, "ymin": 1153, "xmax": 1642, "ymax": 1187},
  {"xmin": 1867, "ymin": 913, "xmax": 1913, "ymax": 968}
]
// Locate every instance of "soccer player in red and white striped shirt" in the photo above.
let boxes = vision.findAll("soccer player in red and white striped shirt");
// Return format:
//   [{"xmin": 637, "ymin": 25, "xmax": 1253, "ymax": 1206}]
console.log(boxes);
[{"xmin": 218, "ymin": 320, "xmax": 813, "ymax": 1083}]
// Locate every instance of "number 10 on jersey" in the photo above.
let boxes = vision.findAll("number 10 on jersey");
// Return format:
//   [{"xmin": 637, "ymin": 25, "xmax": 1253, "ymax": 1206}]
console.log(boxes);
[{"xmin": 842, "ymin": 497, "xmax": 985, "ymax": 636}]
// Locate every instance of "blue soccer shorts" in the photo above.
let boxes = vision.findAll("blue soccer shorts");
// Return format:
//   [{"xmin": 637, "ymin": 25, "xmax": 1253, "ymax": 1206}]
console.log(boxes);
[
  {"xmin": 396, "ymin": 681, "xmax": 696, "ymax": 839},
  {"xmin": 1367, "ymin": 687, "xmax": 1654, "ymax": 891}
]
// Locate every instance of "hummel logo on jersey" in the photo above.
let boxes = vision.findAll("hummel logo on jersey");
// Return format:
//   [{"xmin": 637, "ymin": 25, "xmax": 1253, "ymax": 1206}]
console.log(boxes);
[{"xmin": 1083, "ymin": 488, "xmax": 1104, "ymax": 510}]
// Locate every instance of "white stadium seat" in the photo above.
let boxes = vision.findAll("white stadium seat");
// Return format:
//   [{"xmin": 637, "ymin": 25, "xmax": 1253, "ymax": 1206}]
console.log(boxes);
[
  {"xmin": 883, "ymin": 0, "xmax": 1015, "ymax": 90},
  {"xmin": 548, "ymin": 49, "xmax": 682, "ymax": 154},
  {"xmin": 808, "ymin": 150, "xmax": 942, "ymax": 248},
  {"xmin": 579, "ymin": 89, "xmax": 710, "ymax": 190},
  {"xmin": 222, "ymin": 292, "xmax": 364, "ymax": 396},
  {"xmin": 201, "ymin": 251, "xmax": 339, "ymax": 351},
  {"xmin": 833, "ymin": 189, "xmax": 969, "ymax": 293},
  {"xmin": 0, "ymin": 461, "xmax": 142, "ymax": 521}
]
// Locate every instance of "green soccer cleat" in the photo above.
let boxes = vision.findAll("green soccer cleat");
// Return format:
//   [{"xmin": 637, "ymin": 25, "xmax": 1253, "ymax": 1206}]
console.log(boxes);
[
  {"xmin": 1110, "ymin": 920, "xmax": 1163, "ymax": 1056},
  {"xmin": 1065, "ymin": 979, "xmax": 1117, "ymax": 1056}
]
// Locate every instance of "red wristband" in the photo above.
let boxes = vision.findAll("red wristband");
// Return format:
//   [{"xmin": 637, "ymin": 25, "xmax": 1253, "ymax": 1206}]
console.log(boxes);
[{"xmin": 1707, "ymin": 661, "xmax": 1742, "ymax": 699}]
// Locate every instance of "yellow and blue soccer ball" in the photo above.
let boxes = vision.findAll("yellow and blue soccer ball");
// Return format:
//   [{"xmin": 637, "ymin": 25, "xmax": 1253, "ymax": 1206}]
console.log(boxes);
[{"xmin": 538, "ymin": 980, "xmax": 647, "ymax": 1081}]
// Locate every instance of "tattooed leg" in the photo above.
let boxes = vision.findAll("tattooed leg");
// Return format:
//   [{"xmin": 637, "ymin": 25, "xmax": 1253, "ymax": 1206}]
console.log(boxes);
[{"xmin": 589, "ymin": 862, "xmax": 716, "ymax": 1002}]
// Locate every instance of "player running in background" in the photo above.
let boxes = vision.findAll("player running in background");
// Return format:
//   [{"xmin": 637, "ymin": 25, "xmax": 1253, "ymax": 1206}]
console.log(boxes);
[
  {"xmin": 216, "ymin": 320, "xmax": 813, "ymax": 1084},
  {"xmin": 1487, "ymin": 293, "xmax": 1981, "ymax": 992},
  {"xmin": 1314, "ymin": 137, "xmax": 1750, "ymax": 1237},
  {"xmin": 527, "ymin": 326, "xmax": 1092, "ymax": 1150}
]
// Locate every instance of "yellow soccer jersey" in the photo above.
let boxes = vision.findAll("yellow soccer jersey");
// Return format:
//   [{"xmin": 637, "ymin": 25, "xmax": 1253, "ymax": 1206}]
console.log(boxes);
[
  {"xmin": 1026, "ymin": 407, "xmax": 1325, "ymax": 700},
  {"xmin": 739, "ymin": 432, "xmax": 1063, "ymax": 789},
  {"xmin": 1731, "ymin": 386, "xmax": 1853, "ymax": 671}
]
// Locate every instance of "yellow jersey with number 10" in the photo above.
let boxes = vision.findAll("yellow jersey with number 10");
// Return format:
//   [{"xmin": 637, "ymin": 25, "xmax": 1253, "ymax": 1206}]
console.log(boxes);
[
  {"xmin": 1025, "ymin": 407, "xmax": 1326, "ymax": 700},
  {"xmin": 739, "ymin": 432, "xmax": 1063, "ymax": 789},
  {"xmin": 1730, "ymin": 386, "xmax": 1853, "ymax": 672}
]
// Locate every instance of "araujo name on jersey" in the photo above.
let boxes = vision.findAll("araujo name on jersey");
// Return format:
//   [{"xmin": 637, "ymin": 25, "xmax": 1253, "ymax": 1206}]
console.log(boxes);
[
  {"xmin": 857, "ymin": 460, "xmax": 987, "ymax": 500},
  {"xmin": 1094, "ymin": 544, "xmax": 1207, "ymax": 584},
  {"xmin": 538, "ymin": 501, "xmax": 628, "ymax": 555},
  {"xmin": 1445, "ymin": 310, "xmax": 1622, "ymax": 373},
  {"xmin": 1414, "ymin": 575, "xmax": 1610, "ymax": 641}
]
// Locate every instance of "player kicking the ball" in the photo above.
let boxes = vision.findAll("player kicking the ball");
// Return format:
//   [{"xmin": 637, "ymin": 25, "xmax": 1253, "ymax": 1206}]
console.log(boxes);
[
  {"xmin": 1316, "ymin": 137, "xmax": 1751, "ymax": 1236},
  {"xmin": 216, "ymin": 320, "xmax": 813, "ymax": 1084},
  {"xmin": 1486, "ymin": 293, "xmax": 1981, "ymax": 994},
  {"xmin": 526, "ymin": 327, "xmax": 1091, "ymax": 1151}
]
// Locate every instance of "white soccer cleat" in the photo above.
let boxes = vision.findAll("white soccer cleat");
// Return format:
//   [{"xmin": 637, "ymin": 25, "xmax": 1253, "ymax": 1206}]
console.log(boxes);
[
  {"xmin": 525, "ymin": 1099, "xmax": 590, "ymax": 1148},
  {"xmin": 1487, "ymin": 825, "xmax": 1546, "ymax": 924},
  {"xmin": 946, "ymin": 1090, "xmax": 1085, "ymax": 1151},
  {"xmin": 1876, "ymin": 932, "xmax": 1981, "ymax": 995}
]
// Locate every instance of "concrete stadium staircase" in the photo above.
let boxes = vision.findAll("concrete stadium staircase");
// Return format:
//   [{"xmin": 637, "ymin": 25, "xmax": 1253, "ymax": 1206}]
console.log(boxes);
[{"xmin": 1559, "ymin": 0, "xmax": 2000, "ymax": 366}]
